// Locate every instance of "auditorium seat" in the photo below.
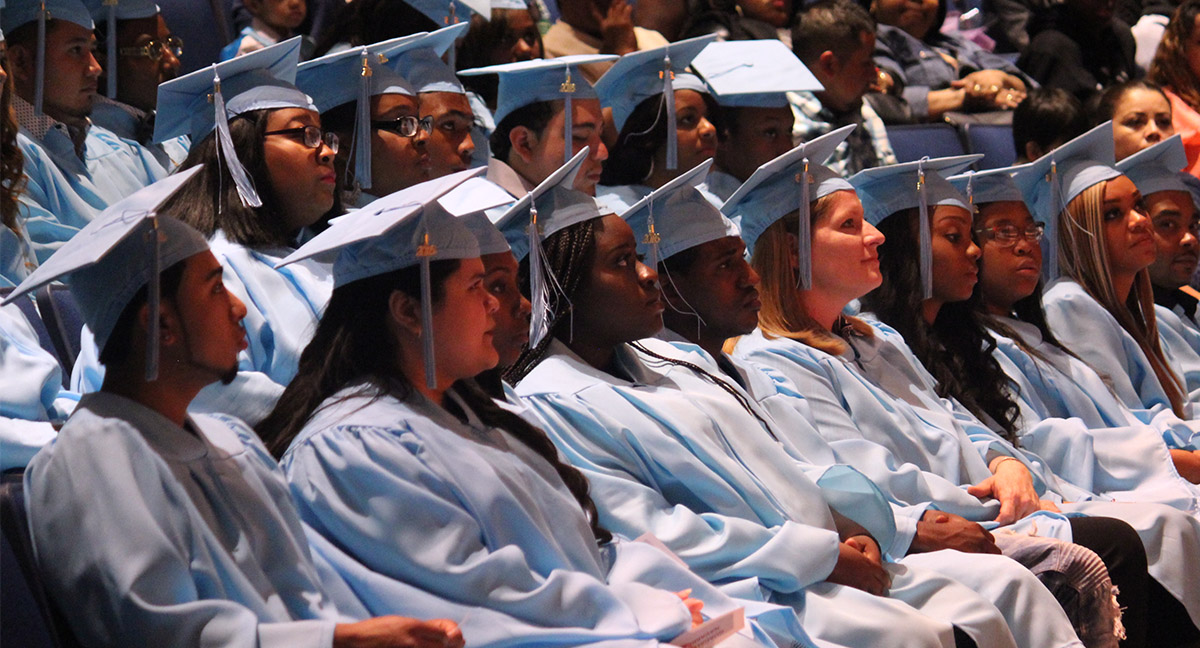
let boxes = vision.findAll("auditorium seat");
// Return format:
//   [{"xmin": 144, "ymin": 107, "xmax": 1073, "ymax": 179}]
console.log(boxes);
[{"xmin": 886, "ymin": 123, "xmax": 967, "ymax": 163}]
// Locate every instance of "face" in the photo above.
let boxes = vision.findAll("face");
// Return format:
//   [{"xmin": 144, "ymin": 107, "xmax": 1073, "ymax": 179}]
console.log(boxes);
[
  {"xmin": 573, "ymin": 214, "xmax": 663, "ymax": 344},
  {"xmin": 1111, "ymin": 88, "xmax": 1173, "ymax": 161},
  {"xmin": 808, "ymin": 190, "xmax": 885, "ymax": 304},
  {"xmin": 518, "ymin": 98, "xmax": 607, "ymax": 195},
  {"xmin": 975, "ymin": 201, "xmax": 1042, "ymax": 313},
  {"xmin": 1187, "ymin": 15, "xmax": 1200, "ymax": 81},
  {"xmin": 426, "ymin": 257, "xmax": 500, "ymax": 382},
  {"xmin": 370, "ymin": 93, "xmax": 431, "ymax": 194},
  {"xmin": 818, "ymin": 32, "xmax": 877, "ymax": 112},
  {"xmin": 715, "ymin": 106, "xmax": 794, "ymax": 182},
  {"xmin": 248, "ymin": 0, "xmax": 306, "ymax": 31},
  {"xmin": 263, "ymin": 108, "xmax": 337, "ymax": 232},
  {"xmin": 112, "ymin": 15, "xmax": 180, "ymax": 112},
  {"xmin": 666, "ymin": 236, "xmax": 762, "ymax": 339},
  {"xmin": 491, "ymin": 8, "xmax": 542, "ymax": 63},
  {"xmin": 735, "ymin": 0, "xmax": 792, "ymax": 27},
  {"xmin": 929, "ymin": 205, "xmax": 981, "ymax": 304},
  {"xmin": 658, "ymin": 89, "xmax": 717, "ymax": 179},
  {"xmin": 1146, "ymin": 189, "xmax": 1200, "ymax": 288},
  {"xmin": 172, "ymin": 252, "xmax": 248, "ymax": 385},
  {"xmin": 421, "ymin": 92, "xmax": 475, "ymax": 178},
  {"xmin": 872, "ymin": 0, "xmax": 940, "ymax": 39},
  {"xmin": 1099, "ymin": 175, "xmax": 1157, "ymax": 281},
  {"xmin": 13, "ymin": 21, "xmax": 102, "ymax": 124},
  {"xmin": 481, "ymin": 250, "xmax": 531, "ymax": 368}
]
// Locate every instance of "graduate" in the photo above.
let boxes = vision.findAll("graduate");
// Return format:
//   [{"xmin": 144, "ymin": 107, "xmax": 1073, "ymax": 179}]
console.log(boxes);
[
  {"xmin": 1, "ymin": 0, "xmax": 168, "ymax": 262},
  {"xmin": 3, "ymin": 170, "xmax": 466, "ymax": 648},
  {"xmin": 254, "ymin": 169, "xmax": 806, "ymax": 648},
  {"xmin": 593, "ymin": 35, "xmax": 719, "ymax": 213},
  {"xmin": 951, "ymin": 160, "xmax": 1200, "ymax": 486},
  {"xmin": 504, "ymin": 137, "xmax": 1080, "ymax": 648},
  {"xmin": 0, "ymin": 8, "xmax": 38, "ymax": 288},
  {"xmin": 0, "ymin": 303, "xmax": 75, "ymax": 470},
  {"xmin": 459, "ymin": 55, "xmax": 613, "ymax": 197}
]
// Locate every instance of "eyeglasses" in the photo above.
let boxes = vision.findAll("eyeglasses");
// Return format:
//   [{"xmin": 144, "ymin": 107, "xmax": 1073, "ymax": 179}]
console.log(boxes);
[
  {"xmin": 372, "ymin": 115, "xmax": 433, "ymax": 138},
  {"xmin": 118, "ymin": 36, "xmax": 184, "ymax": 61},
  {"xmin": 264, "ymin": 125, "xmax": 340, "ymax": 154},
  {"xmin": 973, "ymin": 222, "xmax": 1045, "ymax": 247}
]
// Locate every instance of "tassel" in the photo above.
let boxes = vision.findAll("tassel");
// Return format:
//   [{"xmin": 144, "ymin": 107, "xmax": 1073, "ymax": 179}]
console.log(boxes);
[
  {"xmin": 417, "ymin": 229, "xmax": 438, "ymax": 389},
  {"xmin": 797, "ymin": 158, "xmax": 812, "ymax": 289},
  {"xmin": 644, "ymin": 201, "xmax": 661, "ymax": 273},
  {"xmin": 662, "ymin": 55, "xmax": 677, "ymax": 171},
  {"xmin": 145, "ymin": 216, "xmax": 161, "ymax": 381},
  {"xmin": 560, "ymin": 67, "xmax": 576, "ymax": 164},
  {"xmin": 105, "ymin": 0, "xmax": 118, "ymax": 98},
  {"xmin": 212, "ymin": 70, "xmax": 263, "ymax": 207},
  {"xmin": 35, "ymin": 1, "xmax": 46, "ymax": 114},
  {"xmin": 964, "ymin": 170, "xmax": 975, "ymax": 212},
  {"xmin": 355, "ymin": 48, "xmax": 373, "ymax": 190},
  {"xmin": 528, "ymin": 203, "xmax": 551, "ymax": 348},
  {"xmin": 917, "ymin": 161, "xmax": 933, "ymax": 299},
  {"xmin": 445, "ymin": 5, "xmax": 459, "ymax": 70},
  {"xmin": 1046, "ymin": 161, "xmax": 1060, "ymax": 281}
]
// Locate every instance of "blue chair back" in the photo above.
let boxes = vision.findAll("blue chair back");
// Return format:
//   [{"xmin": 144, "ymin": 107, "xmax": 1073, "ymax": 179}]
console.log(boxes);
[
  {"xmin": 965, "ymin": 123, "xmax": 1017, "ymax": 170},
  {"xmin": 0, "ymin": 288, "xmax": 68, "ymax": 388},
  {"xmin": 886, "ymin": 123, "xmax": 966, "ymax": 163},
  {"xmin": 34, "ymin": 286, "xmax": 84, "ymax": 380}
]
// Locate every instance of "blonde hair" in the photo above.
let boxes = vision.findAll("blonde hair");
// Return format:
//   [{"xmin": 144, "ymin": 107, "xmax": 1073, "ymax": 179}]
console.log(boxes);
[
  {"xmin": 750, "ymin": 193, "xmax": 874, "ymax": 355},
  {"xmin": 1057, "ymin": 181, "xmax": 1188, "ymax": 418}
]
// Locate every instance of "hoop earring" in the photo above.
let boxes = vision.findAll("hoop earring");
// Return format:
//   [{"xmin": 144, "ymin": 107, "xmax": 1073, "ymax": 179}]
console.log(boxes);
[{"xmin": 641, "ymin": 157, "xmax": 655, "ymax": 184}]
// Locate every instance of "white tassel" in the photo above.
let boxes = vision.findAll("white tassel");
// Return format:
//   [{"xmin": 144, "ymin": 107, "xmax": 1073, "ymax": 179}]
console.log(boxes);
[
  {"xmin": 644, "ymin": 201, "xmax": 661, "ymax": 273},
  {"xmin": 145, "ymin": 216, "xmax": 161, "ymax": 382},
  {"xmin": 560, "ymin": 67, "xmax": 576, "ymax": 164},
  {"xmin": 663, "ymin": 55, "xmax": 677, "ymax": 171},
  {"xmin": 528, "ymin": 203, "xmax": 551, "ymax": 348},
  {"xmin": 417, "ymin": 228, "xmax": 438, "ymax": 390},
  {"xmin": 212, "ymin": 69, "xmax": 263, "ymax": 207},
  {"xmin": 797, "ymin": 158, "xmax": 812, "ymax": 289},
  {"xmin": 355, "ymin": 48, "xmax": 373, "ymax": 190},
  {"xmin": 917, "ymin": 161, "xmax": 933, "ymax": 299}
]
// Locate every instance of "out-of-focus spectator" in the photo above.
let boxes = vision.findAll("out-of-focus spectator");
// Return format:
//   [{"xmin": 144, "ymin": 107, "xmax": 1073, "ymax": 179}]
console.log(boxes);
[
  {"xmin": 1149, "ymin": 0, "xmax": 1200, "ymax": 174},
  {"xmin": 983, "ymin": 0, "xmax": 1059, "ymax": 53},
  {"xmin": 679, "ymin": 0, "xmax": 796, "ymax": 44},
  {"xmin": 219, "ymin": 0, "xmax": 308, "ymax": 60},
  {"xmin": 542, "ymin": 0, "xmax": 668, "ymax": 83},
  {"xmin": 1017, "ymin": 0, "xmax": 1138, "ymax": 103},
  {"xmin": 1094, "ymin": 79, "xmax": 1174, "ymax": 161},
  {"xmin": 312, "ymin": 0, "xmax": 437, "ymax": 57},
  {"xmin": 1011, "ymin": 86, "xmax": 1087, "ymax": 162}
]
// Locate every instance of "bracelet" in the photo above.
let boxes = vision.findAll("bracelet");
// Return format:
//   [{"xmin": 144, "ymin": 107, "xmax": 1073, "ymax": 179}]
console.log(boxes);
[{"xmin": 990, "ymin": 456, "xmax": 1020, "ymax": 472}]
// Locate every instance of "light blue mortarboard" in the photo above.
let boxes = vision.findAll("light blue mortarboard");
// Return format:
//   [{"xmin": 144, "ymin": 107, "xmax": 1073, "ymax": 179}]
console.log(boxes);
[
  {"xmin": 1183, "ymin": 174, "xmax": 1200, "ymax": 211},
  {"xmin": 83, "ymin": 0, "xmax": 159, "ymax": 99},
  {"xmin": 691, "ymin": 39, "xmax": 823, "ymax": 108},
  {"xmin": 1117, "ymin": 134, "xmax": 1190, "ymax": 198},
  {"xmin": 723, "ymin": 124, "xmax": 857, "ymax": 289},
  {"xmin": 155, "ymin": 37, "xmax": 314, "ymax": 208},
  {"xmin": 594, "ymin": 34, "xmax": 717, "ymax": 170},
  {"xmin": 1, "ymin": 167, "xmax": 206, "ymax": 380},
  {"xmin": 2, "ymin": 0, "xmax": 94, "ymax": 114},
  {"xmin": 1016, "ymin": 122, "xmax": 1122, "ymax": 280},
  {"xmin": 447, "ymin": 177, "xmax": 514, "ymax": 255},
  {"xmin": 405, "ymin": 0, "xmax": 487, "ymax": 28},
  {"xmin": 947, "ymin": 164, "xmax": 1029, "ymax": 208},
  {"xmin": 623, "ymin": 159, "xmax": 736, "ymax": 265},
  {"xmin": 849, "ymin": 154, "xmax": 981, "ymax": 298},
  {"xmin": 394, "ymin": 23, "xmax": 469, "ymax": 94},
  {"xmin": 296, "ymin": 33, "xmax": 427, "ymax": 191},
  {"xmin": 279, "ymin": 167, "xmax": 511, "ymax": 388},
  {"xmin": 491, "ymin": 0, "xmax": 528, "ymax": 8},
  {"xmin": 459, "ymin": 55, "xmax": 617, "ymax": 163}
]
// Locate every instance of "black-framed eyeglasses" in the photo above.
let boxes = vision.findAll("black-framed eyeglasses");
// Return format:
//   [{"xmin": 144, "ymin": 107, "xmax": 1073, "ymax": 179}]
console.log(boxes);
[
  {"xmin": 118, "ymin": 36, "xmax": 183, "ymax": 61},
  {"xmin": 974, "ymin": 222, "xmax": 1045, "ymax": 247},
  {"xmin": 264, "ymin": 125, "xmax": 340, "ymax": 154},
  {"xmin": 372, "ymin": 115, "xmax": 433, "ymax": 138}
]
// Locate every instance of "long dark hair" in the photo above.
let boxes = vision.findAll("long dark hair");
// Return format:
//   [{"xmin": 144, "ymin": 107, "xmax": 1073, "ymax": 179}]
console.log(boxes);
[
  {"xmin": 862, "ymin": 209, "xmax": 1022, "ymax": 443},
  {"xmin": 165, "ymin": 109, "xmax": 341, "ymax": 248},
  {"xmin": 1, "ymin": 51, "xmax": 23, "ymax": 235},
  {"xmin": 257, "ymin": 259, "xmax": 612, "ymax": 544},
  {"xmin": 1149, "ymin": 0, "xmax": 1200, "ymax": 111}
]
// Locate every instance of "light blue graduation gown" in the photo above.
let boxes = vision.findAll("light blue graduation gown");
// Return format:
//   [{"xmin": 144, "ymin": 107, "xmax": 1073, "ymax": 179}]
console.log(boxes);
[
  {"xmin": 281, "ymin": 386, "xmax": 795, "ymax": 648},
  {"xmin": 90, "ymin": 98, "xmax": 191, "ymax": 173},
  {"xmin": 72, "ymin": 231, "xmax": 332, "ymax": 425},
  {"xmin": 0, "ymin": 303, "xmax": 74, "ymax": 470},
  {"xmin": 1042, "ymin": 278, "xmax": 1187, "ymax": 417},
  {"xmin": 517, "ymin": 337, "xmax": 1061, "ymax": 648},
  {"xmin": 702, "ymin": 168, "xmax": 741, "ymax": 203},
  {"xmin": 1, "ymin": 215, "xmax": 38, "ymax": 289},
  {"xmin": 595, "ymin": 184, "xmax": 652, "ymax": 215},
  {"xmin": 1155, "ymin": 303, "xmax": 1200, "ymax": 408},
  {"xmin": 735, "ymin": 321, "xmax": 1200, "ymax": 626},
  {"xmin": 17, "ymin": 122, "xmax": 168, "ymax": 262},
  {"xmin": 24, "ymin": 392, "xmax": 344, "ymax": 647}
]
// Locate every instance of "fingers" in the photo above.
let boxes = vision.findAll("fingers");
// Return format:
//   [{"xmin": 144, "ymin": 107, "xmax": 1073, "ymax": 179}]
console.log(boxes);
[{"xmin": 966, "ymin": 476, "xmax": 994, "ymax": 498}]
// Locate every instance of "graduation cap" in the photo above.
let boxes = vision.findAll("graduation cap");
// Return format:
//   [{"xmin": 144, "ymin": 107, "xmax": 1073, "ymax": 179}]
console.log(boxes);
[
  {"xmin": 296, "ymin": 33, "xmax": 428, "ymax": 192},
  {"xmin": 155, "ymin": 37, "xmax": 313, "ymax": 209},
  {"xmin": 405, "ymin": 0, "xmax": 487, "ymax": 28},
  {"xmin": 83, "ymin": 0, "xmax": 159, "ymax": 100},
  {"xmin": 1014, "ymin": 122, "xmax": 1121, "ymax": 281},
  {"xmin": 947, "ymin": 163, "xmax": 1030, "ymax": 208},
  {"xmin": 2, "ymin": 0, "xmax": 94, "ymax": 114},
  {"xmin": 459, "ymin": 55, "xmax": 617, "ymax": 163},
  {"xmin": 722, "ymin": 124, "xmax": 856, "ymax": 289},
  {"xmin": 280, "ymin": 167, "xmax": 511, "ymax": 388},
  {"xmin": 849, "ymin": 154, "xmax": 980, "ymax": 298},
  {"xmin": 1, "ymin": 167, "xmax": 206, "ymax": 381},
  {"xmin": 594, "ymin": 34, "xmax": 717, "ymax": 171},
  {"xmin": 623, "ymin": 159, "xmax": 736, "ymax": 265},
  {"xmin": 1116, "ymin": 134, "xmax": 1191, "ymax": 199},
  {"xmin": 394, "ymin": 23, "xmax": 469, "ymax": 94},
  {"xmin": 691, "ymin": 39, "xmax": 823, "ymax": 108}
]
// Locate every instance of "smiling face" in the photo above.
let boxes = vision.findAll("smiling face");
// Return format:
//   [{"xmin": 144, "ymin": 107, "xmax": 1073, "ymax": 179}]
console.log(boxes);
[
  {"xmin": 1100, "ymin": 175, "xmax": 1157, "ymax": 282},
  {"xmin": 429, "ymin": 256, "xmax": 501, "ymax": 382},
  {"xmin": 1145, "ymin": 189, "xmax": 1200, "ymax": 289},
  {"xmin": 421, "ymin": 91, "xmax": 476, "ymax": 178},
  {"xmin": 1111, "ymin": 87, "xmax": 1173, "ymax": 161},
  {"xmin": 808, "ymin": 190, "xmax": 886, "ymax": 306},
  {"xmin": 572, "ymin": 214, "xmax": 664, "ymax": 346},
  {"xmin": 482, "ymin": 250, "xmax": 531, "ymax": 368},
  {"xmin": 111, "ymin": 15, "xmax": 180, "ymax": 112},
  {"xmin": 715, "ymin": 105, "xmax": 795, "ymax": 183},
  {"xmin": 370, "ymin": 93, "xmax": 431, "ymax": 194},
  {"xmin": 929, "ymin": 205, "xmax": 982, "ymax": 305},
  {"xmin": 663, "ymin": 236, "xmax": 762, "ymax": 342},
  {"xmin": 975, "ymin": 201, "xmax": 1043, "ymax": 314},
  {"xmin": 263, "ymin": 108, "xmax": 337, "ymax": 232}
]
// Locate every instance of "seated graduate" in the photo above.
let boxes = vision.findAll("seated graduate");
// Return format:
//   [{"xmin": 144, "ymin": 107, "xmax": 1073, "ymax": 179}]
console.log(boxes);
[
  {"xmin": 1, "ymin": 0, "xmax": 168, "ymax": 262},
  {"xmin": 504, "ymin": 138, "xmax": 1075, "ymax": 648},
  {"xmin": 689, "ymin": 39, "xmax": 821, "ymax": 202},
  {"xmin": 459, "ymin": 55, "xmax": 613, "ymax": 197},
  {"xmin": 74, "ymin": 38, "xmax": 339, "ymax": 425},
  {"xmin": 0, "ymin": 303, "xmax": 75, "ymax": 470},
  {"xmin": 729, "ymin": 151, "xmax": 1200, "ymax": 644},
  {"xmin": 946, "ymin": 161, "xmax": 1200, "ymax": 492},
  {"xmin": 4, "ymin": 170, "xmax": 465, "ymax": 648},
  {"xmin": 254, "ymin": 169, "xmax": 800, "ymax": 648},
  {"xmin": 86, "ymin": 0, "xmax": 190, "ymax": 172},
  {"xmin": 593, "ymin": 36, "xmax": 719, "ymax": 213}
]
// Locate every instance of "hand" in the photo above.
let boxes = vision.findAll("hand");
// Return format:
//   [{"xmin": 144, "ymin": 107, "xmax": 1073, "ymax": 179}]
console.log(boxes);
[
  {"xmin": 1039, "ymin": 499, "xmax": 1061, "ymax": 513},
  {"xmin": 911, "ymin": 510, "xmax": 1001, "ymax": 554},
  {"xmin": 594, "ymin": 0, "xmax": 638, "ymax": 56},
  {"xmin": 870, "ymin": 68, "xmax": 894, "ymax": 94},
  {"xmin": 333, "ymin": 617, "xmax": 465, "ymax": 648},
  {"xmin": 1170, "ymin": 448, "xmax": 1200, "ymax": 483},
  {"xmin": 676, "ymin": 589, "xmax": 705, "ymax": 628},
  {"xmin": 967, "ymin": 458, "xmax": 1041, "ymax": 526},
  {"xmin": 826, "ymin": 535, "xmax": 890, "ymax": 596}
]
